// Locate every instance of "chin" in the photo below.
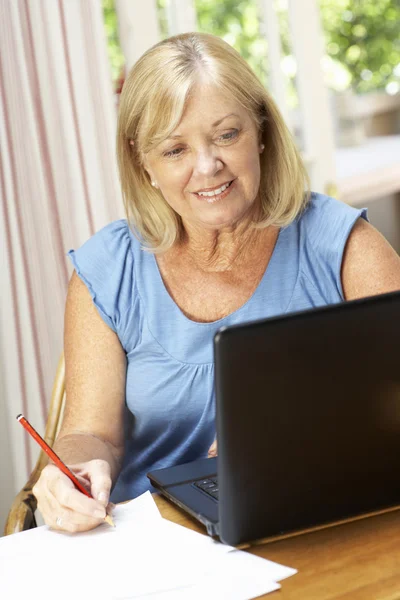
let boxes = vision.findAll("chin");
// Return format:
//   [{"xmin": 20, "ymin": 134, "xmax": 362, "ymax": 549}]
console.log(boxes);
[
  {"xmin": 197, "ymin": 204, "xmax": 254, "ymax": 230},
  {"xmin": 197, "ymin": 215, "xmax": 246, "ymax": 231}
]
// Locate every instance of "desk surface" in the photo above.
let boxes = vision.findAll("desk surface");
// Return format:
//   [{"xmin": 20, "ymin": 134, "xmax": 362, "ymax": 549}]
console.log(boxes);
[{"xmin": 153, "ymin": 495, "xmax": 400, "ymax": 599}]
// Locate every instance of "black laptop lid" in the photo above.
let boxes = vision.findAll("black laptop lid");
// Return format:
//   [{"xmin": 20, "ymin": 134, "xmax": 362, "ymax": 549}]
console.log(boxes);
[{"xmin": 214, "ymin": 291, "xmax": 400, "ymax": 546}]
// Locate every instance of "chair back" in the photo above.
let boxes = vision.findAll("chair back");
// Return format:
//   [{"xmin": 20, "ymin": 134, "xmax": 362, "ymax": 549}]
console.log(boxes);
[
  {"xmin": 4, "ymin": 354, "xmax": 66, "ymax": 535},
  {"xmin": 44, "ymin": 354, "xmax": 66, "ymax": 445}
]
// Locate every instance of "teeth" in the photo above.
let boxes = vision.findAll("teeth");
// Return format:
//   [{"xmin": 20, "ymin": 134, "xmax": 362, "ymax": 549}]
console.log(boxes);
[{"xmin": 197, "ymin": 181, "xmax": 231, "ymax": 197}]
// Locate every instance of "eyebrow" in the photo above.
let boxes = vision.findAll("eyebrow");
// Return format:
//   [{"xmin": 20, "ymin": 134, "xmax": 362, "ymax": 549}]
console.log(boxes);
[
  {"xmin": 212, "ymin": 112, "xmax": 239, "ymax": 127},
  {"xmin": 166, "ymin": 113, "xmax": 240, "ymax": 140}
]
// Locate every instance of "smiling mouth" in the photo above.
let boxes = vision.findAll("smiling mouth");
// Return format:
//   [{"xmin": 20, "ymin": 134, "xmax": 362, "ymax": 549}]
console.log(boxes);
[{"xmin": 193, "ymin": 180, "xmax": 234, "ymax": 201}]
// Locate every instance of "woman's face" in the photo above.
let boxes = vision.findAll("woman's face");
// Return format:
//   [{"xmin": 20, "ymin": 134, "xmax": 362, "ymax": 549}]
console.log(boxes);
[{"xmin": 144, "ymin": 84, "xmax": 263, "ymax": 232}]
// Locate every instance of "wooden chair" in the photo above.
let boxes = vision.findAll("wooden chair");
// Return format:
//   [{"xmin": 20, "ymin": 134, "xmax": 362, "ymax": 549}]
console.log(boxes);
[{"xmin": 4, "ymin": 355, "xmax": 66, "ymax": 536}]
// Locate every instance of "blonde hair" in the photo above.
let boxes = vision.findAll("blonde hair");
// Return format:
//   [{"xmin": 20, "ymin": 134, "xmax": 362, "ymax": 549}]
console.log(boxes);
[{"xmin": 117, "ymin": 32, "xmax": 310, "ymax": 252}]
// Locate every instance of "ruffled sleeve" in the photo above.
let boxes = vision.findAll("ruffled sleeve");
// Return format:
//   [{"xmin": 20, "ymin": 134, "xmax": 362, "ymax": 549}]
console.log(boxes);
[
  {"xmin": 68, "ymin": 220, "xmax": 134, "ymax": 338},
  {"xmin": 300, "ymin": 193, "xmax": 368, "ymax": 301}
]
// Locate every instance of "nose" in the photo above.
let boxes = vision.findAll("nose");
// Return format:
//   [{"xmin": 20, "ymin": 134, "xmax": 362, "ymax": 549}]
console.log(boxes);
[{"xmin": 193, "ymin": 146, "xmax": 223, "ymax": 178}]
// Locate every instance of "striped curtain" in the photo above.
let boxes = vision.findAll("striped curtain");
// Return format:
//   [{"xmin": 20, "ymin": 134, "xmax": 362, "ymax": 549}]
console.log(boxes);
[{"xmin": 0, "ymin": 0, "xmax": 123, "ymax": 507}]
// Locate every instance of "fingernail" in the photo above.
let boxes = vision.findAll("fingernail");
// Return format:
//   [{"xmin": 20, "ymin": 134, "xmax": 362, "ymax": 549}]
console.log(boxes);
[
  {"xmin": 98, "ymin": 492, "xmax": 107, "ymax": 504},
  {"xmin": 94, "ymin": 508, "xmax": 106, "ymax": 519}
]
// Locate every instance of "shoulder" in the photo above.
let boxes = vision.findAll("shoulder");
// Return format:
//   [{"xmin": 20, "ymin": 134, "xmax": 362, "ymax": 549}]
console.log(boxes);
[
  {"xmin": 341, "ymin": 217, "xmax": 400, "ymax": 300},
  {"xmin": 298, "ymin": 193, "xmax": 400, "ymax": 300},
  {"xmin": 287, "ymin": 192, "xmax": 369, "ymax": 303},
  {"xmin": 68, "ymin": 219, "xmax": 141, "ymax": 272},
  {"xmin": 298, "ymin": 192, "xmax": 367, "ymax": 270},
  {"xmin": 78, "ymin": 219, "xmax": 133, "ymax": 254},
  {"xmin": 67, "ymin": 219, "xmax": 140, "ymax": 336},
  {"xmin": 300, "ymin": 192, "xmax": 367, "ymax": 245}
]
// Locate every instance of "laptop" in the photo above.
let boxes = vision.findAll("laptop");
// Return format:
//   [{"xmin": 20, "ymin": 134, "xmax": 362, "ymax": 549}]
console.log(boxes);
[{"xmin": 147, "ymin": 290, "xmax": 400, "ymax": 546}]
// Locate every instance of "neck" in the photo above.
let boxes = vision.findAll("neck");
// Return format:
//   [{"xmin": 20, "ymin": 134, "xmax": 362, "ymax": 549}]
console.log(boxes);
[{"xmin": 178, "ymin": 214, "xmax": 264, "ymax": 273}]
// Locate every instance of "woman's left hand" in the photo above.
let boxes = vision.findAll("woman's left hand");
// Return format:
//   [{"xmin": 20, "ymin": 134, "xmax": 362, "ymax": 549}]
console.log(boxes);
[{"xmin": 208, "ymin": 439, "xmax": 217, "ymax": 457}]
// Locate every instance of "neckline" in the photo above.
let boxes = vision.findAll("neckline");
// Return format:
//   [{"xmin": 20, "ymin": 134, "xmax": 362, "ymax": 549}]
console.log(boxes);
[{"xmin": 148, "ymin": 226, "xmax": 287, "ymax": 327}]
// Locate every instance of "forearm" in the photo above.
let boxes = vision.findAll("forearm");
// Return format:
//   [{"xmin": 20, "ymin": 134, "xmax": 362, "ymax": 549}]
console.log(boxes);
[{"xmin": 53, "ymin": 432, "xmax": 123, "ymax": 485}]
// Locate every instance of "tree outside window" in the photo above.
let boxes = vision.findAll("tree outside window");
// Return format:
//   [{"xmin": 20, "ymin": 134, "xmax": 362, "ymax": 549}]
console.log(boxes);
[{"xmin": 103, "ymin": 0, "xmax": 400, "ymax": 99}]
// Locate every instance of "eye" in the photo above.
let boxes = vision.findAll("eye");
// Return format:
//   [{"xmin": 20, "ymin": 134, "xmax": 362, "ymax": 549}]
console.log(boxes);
[
  {"xmin": 218, "ymin": 129, "xmax": 239, "ymax": 142},
  {"xmin": 163, "ymin": 147, "xmax": 184, "ymax": 158}
]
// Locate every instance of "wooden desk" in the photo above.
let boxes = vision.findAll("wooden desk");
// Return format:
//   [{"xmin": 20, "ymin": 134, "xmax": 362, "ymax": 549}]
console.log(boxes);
[{"xmin": 153, "ymin": 495, "xmax": 400, "ymax": 599}]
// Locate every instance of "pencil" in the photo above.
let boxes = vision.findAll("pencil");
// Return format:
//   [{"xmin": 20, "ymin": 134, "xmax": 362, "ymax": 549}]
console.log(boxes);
[{"xmin": 16, "ymin": 414, "xmax": 115, "ymax": 527}]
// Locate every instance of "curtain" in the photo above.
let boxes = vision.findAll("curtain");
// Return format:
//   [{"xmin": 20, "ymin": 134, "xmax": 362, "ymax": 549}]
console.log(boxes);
[{"xmin": 0, "ymin": 0, "xmax": 123, "ymax": 504}]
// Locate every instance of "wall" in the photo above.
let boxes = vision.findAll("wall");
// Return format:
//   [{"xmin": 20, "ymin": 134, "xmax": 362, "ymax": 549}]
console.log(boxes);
[
  {"xmin": 0, "ymin": 339, "xmax": 16, "ymax": 536},
  {"xmin": 364, "ymin": 193, "xmax": 400, "ymax": 255}
]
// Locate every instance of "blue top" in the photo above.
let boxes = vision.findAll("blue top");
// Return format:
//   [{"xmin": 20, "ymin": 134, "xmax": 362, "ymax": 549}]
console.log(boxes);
[{"xmin": 68, "ymin": 193, "xmax": 367, "ymax": 502}]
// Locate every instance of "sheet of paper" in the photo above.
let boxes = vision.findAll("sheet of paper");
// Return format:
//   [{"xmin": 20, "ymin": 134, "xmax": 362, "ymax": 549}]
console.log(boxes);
[
  {"xmin": 130, "ymin": 550, "xmax": 283, "ymax": 600},
  {"xmin": 0, "ymin": 491, "xmax": 160, "ymax": 562},
  {"xmin": 116, "ymin": 544, "xmax": 296, "ymax": 599},
  {"xmin": 130, "ymin": 579, "xmax": 280, "ymax": 600},
  {"xmin": 113, "ymin": 489, "xmax": 163, "ymax": 522},
  {"xmin": 0, "ymin": 491, "xmax": 296, "ymax": 600},
  {"xmin": 106, "ymin": 513, "xmax": 239, "ymax": 599}
]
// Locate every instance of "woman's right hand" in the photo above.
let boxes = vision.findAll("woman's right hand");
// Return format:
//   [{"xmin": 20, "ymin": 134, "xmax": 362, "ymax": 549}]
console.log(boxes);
[{"xmin": 33, "ymin": 459, "xmax": 113, "ymax": 533}]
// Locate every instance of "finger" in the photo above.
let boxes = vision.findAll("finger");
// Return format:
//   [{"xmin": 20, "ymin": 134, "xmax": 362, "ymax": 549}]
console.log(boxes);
[
  {"xmin": 33, "ymin": 466, "xmax": 60, "ymax": 519},
  {"xmin": 34, "ymin": 465, "xmax": 108, "ymax": 532},
  {"xmin": 86, "ymin": 459, "xmax": 112, "ymax": 506},
  {"xmin": 47, "ymin": 494, "xmax": 105, "ymax": 533},
  {"xmin": 46, "ymin": 468, "xmax": 106, "ymax": 519},
  {"xmin": 52, "ymin": 510, "xmax": 104, "ymax": 534},
  {"xmin": 59, "ymin": 463, "xmax": 93, "ymax": 493},
  {"xmin": 34, "ymin": 486, "xmax": 55, "ymax": 527},
  {"xmin": 33, "ymin": 463, "xmax": 60, "ymax": 499},
  {"xmin": 34, "ymin": 479, "xmax": 100, "ymax": 533},
  {"xmin": 72, "ymin": 460, "xmax": 111, "ymax": 505},
  {"xmin": 208, "ymin": 439, "xmax": 218, "ymax": 457},
  {"xmin": 44, "ymin": 483, "xmax": 106, "ymax": 533}
]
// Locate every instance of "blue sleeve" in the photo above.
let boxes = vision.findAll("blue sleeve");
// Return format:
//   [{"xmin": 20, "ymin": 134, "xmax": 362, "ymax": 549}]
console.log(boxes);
[
  {"xmin": 300, "ymin": 193, "xmax": 368, "ymax": 301},
  {"xmin": 67, "ymin": 220, "xmax": 134, "ymax": 337}
]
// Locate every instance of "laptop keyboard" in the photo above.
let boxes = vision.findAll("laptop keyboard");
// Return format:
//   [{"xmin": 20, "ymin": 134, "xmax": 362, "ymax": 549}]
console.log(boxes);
[{"xmin": 193, "ymin": 477, "xmax": 219, "ymax": 500}]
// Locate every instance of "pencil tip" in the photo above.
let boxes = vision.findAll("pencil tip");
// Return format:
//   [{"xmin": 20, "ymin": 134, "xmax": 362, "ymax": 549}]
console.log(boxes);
[{"xmin": 104, "ymin": 514, "xmax": 115, "ymax": 528}]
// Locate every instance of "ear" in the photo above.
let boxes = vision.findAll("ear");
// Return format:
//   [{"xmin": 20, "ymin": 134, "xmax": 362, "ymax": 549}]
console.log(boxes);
[
  {"xmin": 142, "ymin": 158, "xmax": 154, "ymax": 182},
  {"xmin": 144, "ymin": 167, "xmax": 156, "ymax": 184},
  {"xmin": 142, "ymin": 163, "xmax": 158, "ymax": 188}
]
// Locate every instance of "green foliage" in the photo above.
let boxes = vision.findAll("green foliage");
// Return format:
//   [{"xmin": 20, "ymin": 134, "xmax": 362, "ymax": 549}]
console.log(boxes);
[
  {"xmin": 157, "ymin": 0, "xmax": 169, "ymax": 39},
  {"xmin": 103, "ymin": 0, "xmax": 125, "ymax": 87},
  {"xmin": 195, "ymin": 0, "xmax": 268, "ymax": 85},
  {"xmin": 104, "ymin": 0, "xmax": 400, "ymax": 96},
  {"xmin": 156, "ymin": 0, "xmax": 268, "ymax": 83},
  {"xmin": 320, "ymin": 0, "xmax": 400, "ymax": 93},
  {"xmin": 194, "ymin": 0, "xmax": 400, "ymax": 95}
]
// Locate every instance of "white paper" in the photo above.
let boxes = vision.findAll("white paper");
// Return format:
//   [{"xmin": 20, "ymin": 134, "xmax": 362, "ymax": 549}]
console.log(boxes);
[
  {"xmin": 0, "ymin": 491, "xmax": 296, "ymax": 600},
  {"xmin": 130, "ymin": 551, "xmax": 283, "ymax": 600},
  {"xmin": 0, "ymin": 491, "xmax": 159, "ymax": 561}
]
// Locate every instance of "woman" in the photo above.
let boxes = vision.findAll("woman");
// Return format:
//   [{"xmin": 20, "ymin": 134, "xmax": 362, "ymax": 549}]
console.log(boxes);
[{"xmin": 33, "ymin": 33, "xmax": 400, "ymax": 532}]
